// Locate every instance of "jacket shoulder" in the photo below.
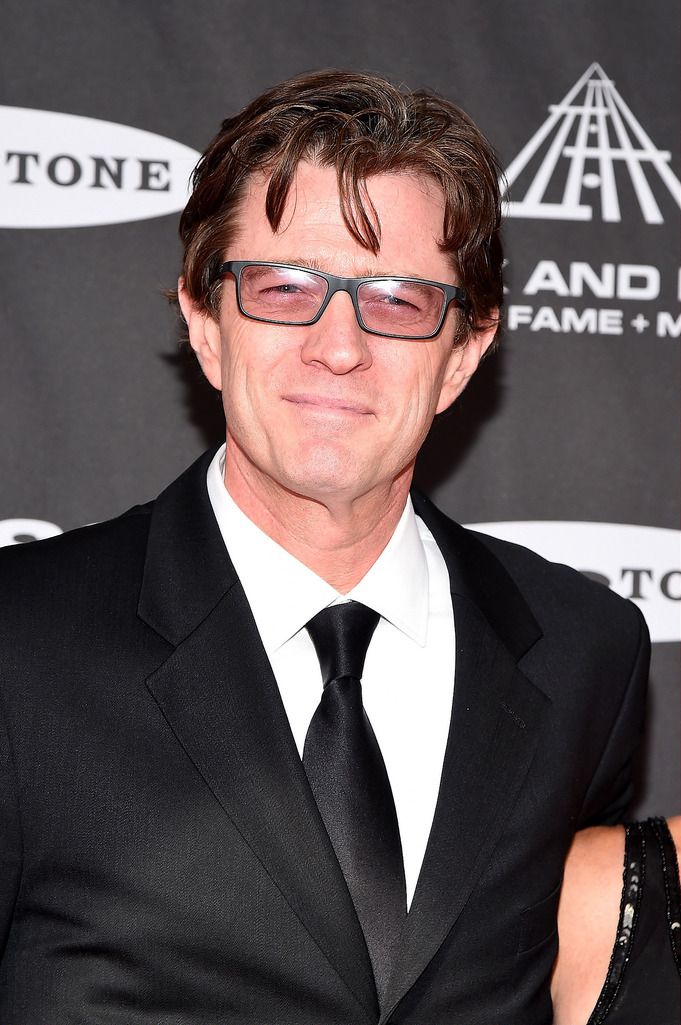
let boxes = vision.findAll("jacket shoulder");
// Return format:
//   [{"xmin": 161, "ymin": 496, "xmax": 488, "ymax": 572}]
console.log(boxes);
[
  {"xmin": 468, "ymin": 526, "xmax": 643, "ymax": 627},
  {"xmin": 412, "ymin": 490, "xmax": 646, "ymax": 637},
  {"xmin": 0, "ymin": 503, "xmax": 153, "ymax": 611}
]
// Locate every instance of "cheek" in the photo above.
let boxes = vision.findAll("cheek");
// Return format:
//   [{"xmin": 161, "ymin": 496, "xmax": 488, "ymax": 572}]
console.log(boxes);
[
  {"xmin": 381, "ymin": 346, "xmax": 451, "ymax": 425},
  {"xmin": 219, "ymin": 326, "xmax": 293, "ymax": 416},
  {"xmin": 218, "ymin": 324, "xmax": 258, "ymax": 389},
  {"xmin": 218, "ymin": 332, "xmax": 257, "ymax": 428}
]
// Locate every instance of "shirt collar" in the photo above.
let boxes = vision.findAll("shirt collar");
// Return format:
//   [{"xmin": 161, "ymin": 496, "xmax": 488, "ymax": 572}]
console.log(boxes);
[
  {"xmin": 206, "ymin": 445, "xmax": 429, "ymax": 653},
  {"xmin": 349, "ymin": 497, "xmax": 428, "ymax": 645}
]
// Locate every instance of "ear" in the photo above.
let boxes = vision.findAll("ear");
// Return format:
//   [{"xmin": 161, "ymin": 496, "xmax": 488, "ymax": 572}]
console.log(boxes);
[
  {"xmin": 435, "ymin": 315, "xmax": 498, "ymax": 415},
  {"xmin": 177, "ymin": 277, "xmax": 223, "ymax": 391}
]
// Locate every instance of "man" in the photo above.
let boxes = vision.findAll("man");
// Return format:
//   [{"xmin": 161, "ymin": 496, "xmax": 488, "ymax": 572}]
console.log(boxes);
[{"xmin": 0, "ymin": 71, "xmax": 648, "ymax": 1024}]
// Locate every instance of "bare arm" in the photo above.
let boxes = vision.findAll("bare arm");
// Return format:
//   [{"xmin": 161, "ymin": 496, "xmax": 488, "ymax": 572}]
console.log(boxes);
[
  {"xmin": 551, "ymin": 826, "xmax": 625, "ymax": 1025},
  {"xmin": 553, "ymin": 817, "xmax": 681, "ymax": 1025},
  {"xmin": 669, "ymin": 815, "xmax": 681, "ymax": 852}
]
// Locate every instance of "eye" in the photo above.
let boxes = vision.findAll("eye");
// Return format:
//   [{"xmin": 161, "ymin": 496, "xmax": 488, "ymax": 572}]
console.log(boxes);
[
  {"xmin": 381, "ymin": 293, "xmax": 418, "ymax": 309},
  {"xmin": 359, "ymin": 281, "xmax": 428, "ymax": 313},
  {"xmin": 262, "ymin": 282, "xmax": 304, "ymax": 295}
]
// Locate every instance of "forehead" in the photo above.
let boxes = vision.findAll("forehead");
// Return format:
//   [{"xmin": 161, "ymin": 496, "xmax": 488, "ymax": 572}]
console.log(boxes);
[{"xmin": 228, "ymin": 162, "xmax": 451, "ymax": 278}]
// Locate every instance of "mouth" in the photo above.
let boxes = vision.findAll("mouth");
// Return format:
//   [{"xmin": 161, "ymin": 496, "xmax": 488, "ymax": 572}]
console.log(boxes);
[{"xmin": 283, "ymin": 394, "xmax": 373, "ymax": 416}]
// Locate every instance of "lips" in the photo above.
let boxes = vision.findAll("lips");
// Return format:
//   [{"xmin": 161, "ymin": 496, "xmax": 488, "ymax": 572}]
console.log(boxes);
[{"xmin": 283, "ymin": 393, "xmax": 373, "ymax": 415}]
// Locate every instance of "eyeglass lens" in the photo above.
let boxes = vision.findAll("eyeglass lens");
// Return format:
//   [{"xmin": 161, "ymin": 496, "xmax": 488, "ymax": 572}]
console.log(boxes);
[{"xmin": 238, "ymin": 264, "xmax": 446, "ymax": 336}]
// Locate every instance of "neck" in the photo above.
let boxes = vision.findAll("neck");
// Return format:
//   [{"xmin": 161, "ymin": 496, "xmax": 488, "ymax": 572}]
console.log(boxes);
[{"xmin": 223, "ymin": 451, "xmax": 412, "ymax": 593}]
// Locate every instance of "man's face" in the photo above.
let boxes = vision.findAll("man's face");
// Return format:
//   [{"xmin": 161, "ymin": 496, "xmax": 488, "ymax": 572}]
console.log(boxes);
[{"xmin": 181, "ymin": 162, "xmax": 495, "ymax": 509}]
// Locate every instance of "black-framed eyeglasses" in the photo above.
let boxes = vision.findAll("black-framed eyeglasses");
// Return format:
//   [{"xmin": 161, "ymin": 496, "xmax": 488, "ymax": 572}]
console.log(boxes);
[{"xmin": 218, "ymin": 261, "xmax": 468, "ymax": 340}]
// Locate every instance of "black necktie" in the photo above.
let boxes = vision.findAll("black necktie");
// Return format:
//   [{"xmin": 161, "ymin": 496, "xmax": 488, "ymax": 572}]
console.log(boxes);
[{"xmin": 303, "ymin": 601, "xmax": 407, "ymax": 1001}]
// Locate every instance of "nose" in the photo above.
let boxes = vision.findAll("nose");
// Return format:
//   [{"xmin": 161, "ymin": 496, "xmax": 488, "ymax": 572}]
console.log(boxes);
[{"xmin": 299, "ymin": 291, "xmax": 373, "ymax": 374}]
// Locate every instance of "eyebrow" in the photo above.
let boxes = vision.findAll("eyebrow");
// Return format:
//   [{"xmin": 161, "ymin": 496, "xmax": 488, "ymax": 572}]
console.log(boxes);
[{"xmin": 272, "ymin": 257, "xmax": 432, "ymax": 280}]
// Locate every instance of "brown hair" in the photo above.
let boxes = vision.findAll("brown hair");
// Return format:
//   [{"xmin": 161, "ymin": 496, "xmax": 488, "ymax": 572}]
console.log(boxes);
[{"xmin": 177, "ymin": 69, "xmax": 504, "ymax": 344}]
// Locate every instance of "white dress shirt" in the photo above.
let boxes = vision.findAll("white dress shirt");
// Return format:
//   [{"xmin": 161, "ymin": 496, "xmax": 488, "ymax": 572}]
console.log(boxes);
[{"xmin": 206, "ymin": 446, "xmax": 455, "ymax": 907}]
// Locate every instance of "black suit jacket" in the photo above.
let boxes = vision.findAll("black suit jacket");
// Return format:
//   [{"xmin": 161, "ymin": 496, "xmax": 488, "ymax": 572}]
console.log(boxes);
[{"xmin": 0, "ymin": 450, "xmax": 649, "ymax": 1024}]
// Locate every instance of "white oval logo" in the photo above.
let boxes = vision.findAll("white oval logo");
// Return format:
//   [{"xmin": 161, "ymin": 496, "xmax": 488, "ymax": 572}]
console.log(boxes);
[
  {"xmin": 0, "ymin": 518, "xmax": 63, "ymax": 547},
  {"xmin": 465, "ymin": 521, "xmax": 681, "ymax": 644},
  {"xmin": 0, "ymin": 106, "xmax": 201, "ymax": 228}
]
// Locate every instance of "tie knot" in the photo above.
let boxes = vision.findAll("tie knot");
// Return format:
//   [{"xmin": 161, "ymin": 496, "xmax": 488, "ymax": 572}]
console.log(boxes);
[{"xmin": 306, "ymin": 601, "xmax": 380, "ymax": 686}]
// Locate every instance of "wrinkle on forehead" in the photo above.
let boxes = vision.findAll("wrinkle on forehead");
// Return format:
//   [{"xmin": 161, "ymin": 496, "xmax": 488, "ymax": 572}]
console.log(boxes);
[{"xmin": 243, "ymin": 162, "xmax": 447, "ymax": 251}]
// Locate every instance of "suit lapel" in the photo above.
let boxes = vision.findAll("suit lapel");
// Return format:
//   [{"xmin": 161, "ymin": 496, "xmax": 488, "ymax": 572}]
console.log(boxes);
[
  {"xmin": 138, "ymin": 452, "xmax": 378, "ymax": 1022},
  {"xmin": 380, "ymin": 598, "xmax": 550, "ymax": 1020},
  {"xmin": 378, "ymin": 494, "xmax": 551, "ymax": 1021}
]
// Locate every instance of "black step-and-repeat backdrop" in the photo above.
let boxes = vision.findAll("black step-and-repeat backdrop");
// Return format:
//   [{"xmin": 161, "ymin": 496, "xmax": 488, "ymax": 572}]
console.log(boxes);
[{"xmin": 1, "ymin": 1, "xmax": 679, "ymax": 815}]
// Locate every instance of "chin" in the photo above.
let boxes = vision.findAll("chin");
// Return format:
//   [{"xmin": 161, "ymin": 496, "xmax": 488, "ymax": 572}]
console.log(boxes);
[
  {"xmin": 277, "ymin": 448, "xmax": 368, "ymax": 501},
  {"xmin": 282, "ymin": 471, "xmax": 361, "ymax": 501}
]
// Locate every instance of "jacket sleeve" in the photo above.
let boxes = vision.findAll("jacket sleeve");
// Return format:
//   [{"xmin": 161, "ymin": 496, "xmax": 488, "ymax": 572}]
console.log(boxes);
[
  {"xmin": 0, "ymin": 699, "xmax": 22, "ymax": 956},
  {"xmin": 579, "ymin": 606, "xmax": 651, "ymax": 827}
]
